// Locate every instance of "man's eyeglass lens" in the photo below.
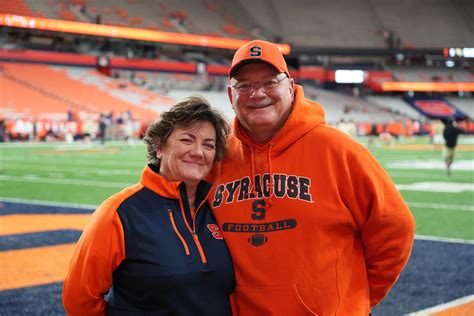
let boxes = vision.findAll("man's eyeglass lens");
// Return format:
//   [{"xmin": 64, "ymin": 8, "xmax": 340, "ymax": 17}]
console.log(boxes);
[{"xmin": 232, "ymin": 75, "xmax": 287, "ymax": 94}]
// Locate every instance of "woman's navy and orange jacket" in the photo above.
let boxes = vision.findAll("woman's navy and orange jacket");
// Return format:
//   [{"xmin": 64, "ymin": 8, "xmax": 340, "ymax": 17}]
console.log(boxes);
[
  {"xmin": 62, "ymin": 165, "xmax": 235, "ymax": 315},
  {"xmin": 209, "ymin": 85, "xmax": 415, "ymax": 315}
]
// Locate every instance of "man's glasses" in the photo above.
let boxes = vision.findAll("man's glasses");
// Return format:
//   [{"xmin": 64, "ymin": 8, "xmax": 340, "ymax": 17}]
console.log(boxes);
[{"xmin": 230, "ymin": 74, "xmax": 288, "ymax": 94}]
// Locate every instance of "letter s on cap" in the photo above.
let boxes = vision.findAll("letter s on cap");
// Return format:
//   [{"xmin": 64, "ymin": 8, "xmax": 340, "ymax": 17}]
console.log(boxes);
[{"xmin": 249, "ymin": 46, "xmax": 262, "ymax": 57}]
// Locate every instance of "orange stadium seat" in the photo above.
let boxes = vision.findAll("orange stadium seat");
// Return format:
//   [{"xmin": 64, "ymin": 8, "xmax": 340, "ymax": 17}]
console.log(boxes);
[
  {"xmin": 0, "ymin": 73, "xmax": 74, "ymax": 118},
  {"xmin": 128, "ymin": 16, "xmax": 143, "ymax": 25},
  {"xmin": 222, "ymin": 23, "xmax": 243, "ymax": 35},
  {"xmin": 116, "ymin": 7, "xmax": 128, "ymax": 19},
  {"xmin": 162, "ymin": 17, "xmax": 173, "ymax": 29},
  {"xmin": 206, "ymin": 1, "xmax": 217, "ymax": 12},
  {"xmin": 1, "ymin": 63, "xmax": 161, "ymax": 121},
  {"xmin": 58, "ymin": 9, "xmax": 76, "ymax": 21},
  {"xmin": 146, "ymin": 22, "xmax": 160, "ymax": 30},
  {"xmin": 70, "ymin": 0, "xmax": 87, "ymax": 5},
  {"xmin": 0, "ymin": 0, "xmax": 33, "ymax": 16}
]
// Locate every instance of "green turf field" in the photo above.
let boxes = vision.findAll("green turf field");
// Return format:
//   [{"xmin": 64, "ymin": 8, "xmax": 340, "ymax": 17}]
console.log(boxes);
[{"xmin": 1, "ymin": 136, "xmax": 473, "ymax": 240}]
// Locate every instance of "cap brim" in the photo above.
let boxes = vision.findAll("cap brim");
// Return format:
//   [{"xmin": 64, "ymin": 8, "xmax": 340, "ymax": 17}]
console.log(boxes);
[{"xmin": 229, "ymin": 59, "xmax": 282, "ymax": 78}]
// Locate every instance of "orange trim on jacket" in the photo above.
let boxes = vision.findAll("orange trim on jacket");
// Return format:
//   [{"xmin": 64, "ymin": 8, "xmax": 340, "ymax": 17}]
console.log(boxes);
[
  {"xmin": 62, "ymin": 184, "xmax": 137, "ymax": 316},
  {"xmin": 210, "ymin": 85, "xmax": 415, "ymax": 315}
]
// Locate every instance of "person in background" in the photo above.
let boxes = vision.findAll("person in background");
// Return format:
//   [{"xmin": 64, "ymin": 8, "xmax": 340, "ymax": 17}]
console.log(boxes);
[
  {"xmin": 432, "ymin": 119, "xmax": 444, "ymax": 150},
  {"xmin": 97, "ymin": 113, "xmax": 107, "ymax": 144},
  {"xmin": 210, "ymin": 40, "xmax": 415, "ymax": 315},
  {"xmin": 63, "ymin": 96, "xmax": 234, "ymax": 315},
  {"xmin": 0, "ymin": 117, "xmax": 5, "ymax": 142},
  {"xmin": 367, "ymin": 122, "xmax": 379, "ymax": 151},
  {"xmin": 442, "ymin": 117, "xmax": 464, "ymax": 176}
]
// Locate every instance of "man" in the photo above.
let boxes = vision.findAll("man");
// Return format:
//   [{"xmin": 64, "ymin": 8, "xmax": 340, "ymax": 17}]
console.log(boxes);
[
  {"xmin": 210, "ymin": 40, "xmax": 415, "ymax": 315},
  {"xmin": 442, "ymin": 117, "xmax": 464, "ymax": 175}
]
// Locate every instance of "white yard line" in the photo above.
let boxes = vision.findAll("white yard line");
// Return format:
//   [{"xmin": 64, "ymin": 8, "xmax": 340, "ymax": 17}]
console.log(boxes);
[
  {"xmin": 407, "ymin": 202, "xmax": 474, "ymax": 212},
  {"xmin": 415, "ymin": 234, "xmax": 474, "ymax": 245},
  {"xmin": 1, "ymin": 156, "xmax": 144, "ymax": 167},
  {"xmin": 2, "ymin": 154, "xmax": 143, "ymax": 161},
  {"xmin": 0, "ymin": 141, "xmax": 143, "ymax": 149},
  {"xmin": 1, "ymin": 164, "xmax": 140, "ymax": 175},
  {"xmin": 386, "ymin": 159, "xmax": 474, "ymax": 171},
  {"xmin": 396, "ymin": 182, "xmax": 473, "ymax": 193},
  {"xmin": 408, "ymin": 294, "xmax": 474, "ymax": 315},
  {"xmin": 0, "ymin": 197, "xmax": 98, "ymax": 209},
  {"xmin": 0, "ymin": 175, "xmax": 132, "ymax": 188},
  {"xmin": 388, "ymin": 172, "xmax": 473, "ymax": 181}
]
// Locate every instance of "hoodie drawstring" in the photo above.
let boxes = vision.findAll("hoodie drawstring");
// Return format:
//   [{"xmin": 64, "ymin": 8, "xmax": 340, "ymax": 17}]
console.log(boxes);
[
  {"xmin": 264, "ymin": 143, "xmax": 274, "ymax": 210},
  {"xmin": 249, "ymin": 146, "xmax": 257, "ymax": 198}
]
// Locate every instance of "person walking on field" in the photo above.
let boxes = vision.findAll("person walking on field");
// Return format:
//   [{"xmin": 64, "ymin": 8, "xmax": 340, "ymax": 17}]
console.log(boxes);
[
  {"xmin": 210, "ymin": 40, "xmax": 415, "ymax": 316},
  {"xmin": 443, "ymin": 117, "xmax": 464, "ymax": 176}
]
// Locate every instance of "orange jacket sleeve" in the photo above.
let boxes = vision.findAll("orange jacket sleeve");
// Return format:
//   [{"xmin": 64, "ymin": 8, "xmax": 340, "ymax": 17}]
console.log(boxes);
[
  {"xmin": 62, "ymin": 196, "xmax": 126, "ymax": 316},
  {"xmin": 343, "ymin": 147, "xmax": 415, "ymax": 307}
]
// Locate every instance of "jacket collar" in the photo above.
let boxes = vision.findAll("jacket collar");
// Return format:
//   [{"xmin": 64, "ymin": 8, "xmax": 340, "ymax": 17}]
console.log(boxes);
[{"xmin": 141, "ymin": 164, "xmax": 212, "ymax": 202}]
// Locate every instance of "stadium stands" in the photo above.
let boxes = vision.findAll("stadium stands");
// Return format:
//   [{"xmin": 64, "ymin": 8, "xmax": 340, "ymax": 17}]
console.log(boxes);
[
  {"xmin": 115, "ymin": 70, "xmax": 228, "ymax": 92},
  {"xmin": 0, "ymin": 0, "xmax": 34, "ymax": 17},
  {"xmin": 303, "ymin": 85, "xmax": 410, "ymax": 124},
  {"xmin": 236, "ymin": 0, "xmax": 472, "ymax": 48},
  {"xmin": 62, "ymin": 66, "xmax": 175, "ymax": 113},
  {"xmin": 0, "ymin": 63, "xmax": 164, "ymax": 121},
  {"xmin": 367, "ymin": 95, "xmax": 425, "ymax": 120},
  {"xmin": 260, "ymin": 0, "xmax": 386, "ymax": 47},
  {"xmin": 367, "ymin": 95, "xmax": 423, "ymax": 120},
  {"xmin": 371, "ymin": 0, "xmax": 473, "ymax": 49},
  {"xmin": 13, "ymin": 0, "xmax": 474, "ymax": 48},
  {"xmin": 389, "ymin": 65, "xmax": 474, "ymax": 82},
  {"xmin": 0, "ymin": 68, "xmax": 70, "ymax": 119},
  {"xmin": 446, "ymin": 97, "xmax": 474, "ymax": 119},
  {"xmin": 22, "ymin": 0, "xmax": 257, "ymax": 39}
]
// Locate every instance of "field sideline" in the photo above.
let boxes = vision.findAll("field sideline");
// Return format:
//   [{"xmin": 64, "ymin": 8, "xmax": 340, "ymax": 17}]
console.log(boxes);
[{"xmin": 0, "ymin": 136, "xmax": 473, "ymax": 315}]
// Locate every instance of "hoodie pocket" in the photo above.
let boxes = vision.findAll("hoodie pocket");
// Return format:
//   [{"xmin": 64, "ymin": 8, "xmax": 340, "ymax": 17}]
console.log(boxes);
[{"xmin": 232, "ymin": 284, "xmax": 319, "ymax": 316}]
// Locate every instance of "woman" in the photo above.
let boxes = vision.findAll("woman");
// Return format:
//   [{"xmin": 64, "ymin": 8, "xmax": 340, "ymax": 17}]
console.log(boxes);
[{"xmin": 63, "ymin": 96, "xmax": 234, "ymax": 315}]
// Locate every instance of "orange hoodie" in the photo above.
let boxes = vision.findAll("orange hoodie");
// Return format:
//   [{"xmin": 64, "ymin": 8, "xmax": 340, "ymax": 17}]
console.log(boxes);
[{"xmin": 210, "ymin": 85, "xmax": 415, "ymax": 315}]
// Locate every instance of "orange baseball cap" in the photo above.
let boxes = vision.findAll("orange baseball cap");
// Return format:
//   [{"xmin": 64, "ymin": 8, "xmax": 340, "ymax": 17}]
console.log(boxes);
[{"xmin": 229, "ymin": 40, "xmax": 289, "ymax": 78}]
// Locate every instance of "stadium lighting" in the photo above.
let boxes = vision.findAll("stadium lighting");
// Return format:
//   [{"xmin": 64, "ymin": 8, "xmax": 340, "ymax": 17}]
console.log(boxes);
[
  {"xmin": 463, "ymin": 48, "xmax": 474, "ymax": 58},
  {"xmin": 335, "ymin": 70, "xmax": 364, "ymax": 84},
  {"xmin": 448, "ymin": 48, "xmax": 456, "ymax": 58},
  {"xmin": 445, "ymin": 47, "xmax": 474, "ymax": 58},
  {"xmin": 0, "ymin": 14, "xmax": 291, "ymax": 53},
  {"xmin": 382, "ymin": 82, "xmax": 474, "ymax": 92},
  {"xmin": 445, "ymin": 60, "xmax": 455, "ymax": 67}
]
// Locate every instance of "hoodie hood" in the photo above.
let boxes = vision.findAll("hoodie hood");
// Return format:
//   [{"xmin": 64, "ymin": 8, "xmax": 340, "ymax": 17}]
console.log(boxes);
[{"xmin": 232, "ymin": 85, "xmax": 325, "ymax": 155}]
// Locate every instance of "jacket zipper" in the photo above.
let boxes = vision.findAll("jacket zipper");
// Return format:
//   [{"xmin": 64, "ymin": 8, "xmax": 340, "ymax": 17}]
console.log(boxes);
[
  {"xmin": 191, "ymin": 198, "xmax": 209, "ymax": 264},
  {"xmin": 168, "ymin": 209, "xmax": 190, "ymax": 255},
  {"xmin": 178, "ymin": 198, "xmax": 208, "ymax": 264}
]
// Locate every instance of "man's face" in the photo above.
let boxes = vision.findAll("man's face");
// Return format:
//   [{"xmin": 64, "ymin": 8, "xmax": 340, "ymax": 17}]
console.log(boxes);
[{"xmin": 228, "ymin": 62, "xmax": 294, "ymax": 144}]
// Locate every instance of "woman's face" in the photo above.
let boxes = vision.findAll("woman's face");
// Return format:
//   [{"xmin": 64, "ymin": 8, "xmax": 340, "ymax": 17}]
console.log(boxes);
[{"xmin": 157, "ymin": 121, "xmax": 217, "ymax": 186}]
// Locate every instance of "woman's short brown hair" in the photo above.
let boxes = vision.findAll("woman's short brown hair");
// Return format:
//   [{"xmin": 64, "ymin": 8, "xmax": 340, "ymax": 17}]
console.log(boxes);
[{"xmin": 143, "ymin": 95, "xmax": 229, "ymax": 167}]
